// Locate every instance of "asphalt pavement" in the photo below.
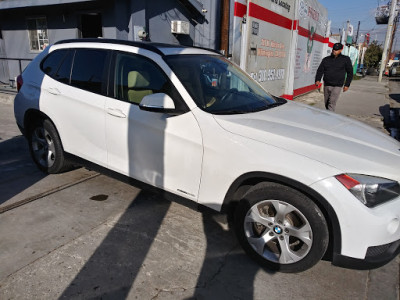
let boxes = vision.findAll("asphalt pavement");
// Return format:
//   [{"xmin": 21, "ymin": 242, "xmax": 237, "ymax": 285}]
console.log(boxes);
[{"xmin": 0, "ymin": 77, "xmax": 399, "ymax": 299}]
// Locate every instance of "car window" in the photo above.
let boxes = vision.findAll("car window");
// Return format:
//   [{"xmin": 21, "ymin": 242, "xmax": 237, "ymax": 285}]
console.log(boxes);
[
  {"xmin": 70, "ymin": 49, "xmax": 108, "ymax": 94},
  {"xmin": 165, "ymin": 55, "xmax": 282, "ymax": 114},
  {"xmin": 53, "ymin": 50, "xmax": 74, "ymax": 84},
  {"xmin": 41, "ymin": 49, "xmax": 69, "ymax": 77},
  {"xmin": 114, "ymin": 52, "xmax": 173, "ymax": 104}
]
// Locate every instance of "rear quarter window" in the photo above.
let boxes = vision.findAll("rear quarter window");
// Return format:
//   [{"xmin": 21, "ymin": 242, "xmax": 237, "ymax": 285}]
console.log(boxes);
[
  {"xmin": 41, "ymin": 49, "xmax": 69, "ymax": 77},
  {"xmin": 54, "ymin": 50, "xmax": 74, "ymax": 84}
]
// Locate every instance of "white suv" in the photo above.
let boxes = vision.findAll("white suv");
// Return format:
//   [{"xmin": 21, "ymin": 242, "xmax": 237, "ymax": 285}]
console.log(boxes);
[{"xmin": 14, "ymin": 39, "xmax": 400, "ymax": 273}]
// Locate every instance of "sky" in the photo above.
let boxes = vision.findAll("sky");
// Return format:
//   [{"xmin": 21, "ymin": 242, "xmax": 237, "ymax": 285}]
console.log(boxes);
[{"xmin": 318, "ymin": 0, "xmax": 399, "ymax": 50}]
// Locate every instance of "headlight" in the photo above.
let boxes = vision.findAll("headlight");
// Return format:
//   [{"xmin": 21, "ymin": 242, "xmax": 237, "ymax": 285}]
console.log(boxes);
[{"xmin": 335, "ymin": 174, "xmax": 400, "ymax": 208}]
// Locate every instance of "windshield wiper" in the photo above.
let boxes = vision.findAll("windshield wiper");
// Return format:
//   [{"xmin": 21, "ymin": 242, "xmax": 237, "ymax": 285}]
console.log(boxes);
[
  {"xmin": 211, "ymin": 101, "xmax": 285, "ymax": 115},
  {"xmin": 212, "ymin": 110, "xmax": 248, "ymax": 115},
  {"xmin": 265, "ymin": 102, "xmax": 285, "ymax": 109},
  {"xmin": 246, "ymin": 103, "xmax": 284, "ymax": 112}
]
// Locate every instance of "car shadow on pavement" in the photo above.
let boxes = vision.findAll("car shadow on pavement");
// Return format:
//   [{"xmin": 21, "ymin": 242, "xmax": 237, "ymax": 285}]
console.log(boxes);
[
  {"xmin": 380, "ymin": 104, "xmax": 392, "ymax": 126},
  {"xmin": 191, "ymin": 209, "xmax": 272, "ymax": 299},
  {"xmin": 0, "ymin": 135, "xmax": 46, "ymax": 205},
  {"xmin": 388, "ymin": 93, "xmax": 400, "ymax": 104},
  {"xmin": 59, "ymin": 190, "xmax": 171, "ymax": 299},
  {"xmin": 381, "ymin": 102, "xmax": 400, "ymax": 141},
  {"xmin": 58, "ymin": 190, "xmax": 266, "ymax": 299}
]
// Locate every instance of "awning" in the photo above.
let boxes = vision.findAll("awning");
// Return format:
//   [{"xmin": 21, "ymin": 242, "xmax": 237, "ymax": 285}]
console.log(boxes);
[
  {"xmin": 0, "ymin": 0, "xmax": 97, "ymax": 10},
  {"xmin": 178, "ymin": 0, "xmax": 204, "ymax": 16}
]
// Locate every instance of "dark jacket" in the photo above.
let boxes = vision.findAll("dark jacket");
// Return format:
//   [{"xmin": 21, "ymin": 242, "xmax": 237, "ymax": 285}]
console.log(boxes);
[{"xmin": 315, "ymin": 54, "xmax": 353, "ymax": 87}]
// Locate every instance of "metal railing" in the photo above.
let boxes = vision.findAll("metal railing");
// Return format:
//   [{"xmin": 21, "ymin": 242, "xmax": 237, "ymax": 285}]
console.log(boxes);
[
  {"xmin": 0, "ymin": 57, "xmax": 33, "ymax": 74},
  {"xmin": 0, "ymin": 57, "xmax": 33, "ymax": 87}
]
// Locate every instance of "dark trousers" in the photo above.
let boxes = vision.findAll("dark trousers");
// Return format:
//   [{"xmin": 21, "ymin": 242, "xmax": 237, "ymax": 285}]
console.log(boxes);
[{"xmin": 323, "ymin": 86, "xmax": 342, "ymax": 111}]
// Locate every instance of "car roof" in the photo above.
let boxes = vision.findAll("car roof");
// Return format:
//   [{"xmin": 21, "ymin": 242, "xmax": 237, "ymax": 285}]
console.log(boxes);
[{"xmin": 54, "ymin": 38, "xmax": 220, "ymax": 56}]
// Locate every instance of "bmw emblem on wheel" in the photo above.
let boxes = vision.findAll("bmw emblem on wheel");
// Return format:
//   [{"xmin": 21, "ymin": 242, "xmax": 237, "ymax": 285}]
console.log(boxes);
[{"xmin": 273, "ymin": 226, "xmax": 282, "ymax": 234}]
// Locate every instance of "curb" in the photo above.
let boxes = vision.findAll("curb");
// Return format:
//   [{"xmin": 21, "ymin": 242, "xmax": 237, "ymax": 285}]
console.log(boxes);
[{"xmin": 0, "ymin": 92, "xmax": 16, "ymax": 105}]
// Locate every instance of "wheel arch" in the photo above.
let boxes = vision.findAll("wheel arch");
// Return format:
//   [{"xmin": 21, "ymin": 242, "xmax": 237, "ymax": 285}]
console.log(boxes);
[
  {"xmin": 23, "ymin": 108, "xmax": 74, "ymax": 173},
  {"xmin": 23, "ymin": 108, "xmax": 67, "ymax": 152},
  {"xmin": 221, "ymin": 171, "xmax": 341, "ymax": 260},
  {"xmin": 24, "ymin": 109, "xmax": 55, "ymax": 134}
]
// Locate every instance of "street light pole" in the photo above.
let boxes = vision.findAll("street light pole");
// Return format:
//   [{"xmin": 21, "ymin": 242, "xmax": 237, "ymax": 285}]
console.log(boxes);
[{"xmin": 379, "ymin": 0, "xmax": 397, "ymax": 82}]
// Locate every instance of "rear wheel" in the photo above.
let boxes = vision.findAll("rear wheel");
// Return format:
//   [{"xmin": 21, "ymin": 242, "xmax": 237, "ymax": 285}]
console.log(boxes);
[
  {"xmin": 28, "ymin": 119, "xmax": 72, "ymax": 173},
  {"xmin": 234, "ymin": 182, "xmax": 329, "ymax": 273}
]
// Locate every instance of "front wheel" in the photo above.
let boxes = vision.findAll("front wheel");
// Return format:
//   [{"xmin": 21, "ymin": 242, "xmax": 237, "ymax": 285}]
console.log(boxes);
[
  {"xmin": 28, "ymin": 119, "xmax": 72, "ymax": 173},
  {"xmin": 234, "ymin": 182, "xmax": 329, "ymax": 273}
]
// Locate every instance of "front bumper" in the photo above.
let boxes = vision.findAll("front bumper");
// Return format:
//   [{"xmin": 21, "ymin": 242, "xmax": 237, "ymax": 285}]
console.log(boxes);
[
  {"xmin": 332, "ymin": 239, "xmax": 400, "ymax": 270},
  {"xmin": 310, "ymin": 177, "xmax": 400, "ymax": 269}
]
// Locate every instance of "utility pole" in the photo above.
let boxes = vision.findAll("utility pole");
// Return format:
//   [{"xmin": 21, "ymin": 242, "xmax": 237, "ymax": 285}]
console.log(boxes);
[
  {"xmin": 355, "ymin": 21, "xmax": 360, "ymax": 44},
  {"xmin": 341, "ymin": 23, "xmax": 346, "ymax": 44},
  {"xmin": 219, "ymin": 0, "xmax": 230, "ymax": 56},
  {"xmin": 388, "ymin": 16, "xmax": 398, "ymax": 59},
  {"xmin": 379, "ymin": 0, "xmax": 397, "ymax": 82},
  {"xmin": 341, "ymin": 21, "xmax": 348, "ymax": 44}
]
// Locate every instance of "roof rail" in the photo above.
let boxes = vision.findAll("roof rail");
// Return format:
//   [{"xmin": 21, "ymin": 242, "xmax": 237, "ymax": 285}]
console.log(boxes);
[
  {"xmin": 54, "ymin": 38, "xmax": 222, "ymax": 56},
  {"xmin": 54, "ymin": 38, "xmax": 166, "ymax": 56},
  {"xmin": 190, "ymin": 45, "xmax": 222, "ymax": 55}
]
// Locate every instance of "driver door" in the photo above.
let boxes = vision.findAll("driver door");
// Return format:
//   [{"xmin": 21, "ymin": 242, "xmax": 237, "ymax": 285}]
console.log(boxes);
[{"xmin": 105, "ymin": 51, "xmax": 203, "ymax": 200}]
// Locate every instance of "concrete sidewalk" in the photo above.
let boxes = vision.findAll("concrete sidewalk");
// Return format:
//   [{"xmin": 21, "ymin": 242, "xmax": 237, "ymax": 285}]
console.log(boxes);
[
  {"xmin": 0, "ymin": 90, "xmax": 15, "ymax": 105},
  {"xmin": 294, "ymin": 75, "xmax": 391, "ymax": 134}
]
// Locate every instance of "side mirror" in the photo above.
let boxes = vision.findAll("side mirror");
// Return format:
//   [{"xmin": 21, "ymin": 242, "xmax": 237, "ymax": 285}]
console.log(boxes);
[{"xmin": 139, "ymin": 93, "xmax": 176, "ymax": 112}]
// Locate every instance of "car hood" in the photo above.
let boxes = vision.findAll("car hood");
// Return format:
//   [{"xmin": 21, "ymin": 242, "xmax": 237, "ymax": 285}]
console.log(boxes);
[{"xmin": 213, "ymin": 101, "xmax": 400, "ymax": 179}]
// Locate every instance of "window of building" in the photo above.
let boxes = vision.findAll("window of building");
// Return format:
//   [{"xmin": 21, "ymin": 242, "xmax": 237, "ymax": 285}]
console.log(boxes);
[
  {"xmin": 27, "ymin": 17, "xmax": 49, "ymax": 51},
  {"xmin": 80, "ymin": 14, "xmax": 102, "ymax": 38}
]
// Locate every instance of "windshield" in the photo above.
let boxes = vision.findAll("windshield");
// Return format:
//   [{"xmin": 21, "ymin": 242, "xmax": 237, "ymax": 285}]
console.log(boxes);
[{"xmin": 165, "ymin": 55, "xmax": 285, "ymax": 114}]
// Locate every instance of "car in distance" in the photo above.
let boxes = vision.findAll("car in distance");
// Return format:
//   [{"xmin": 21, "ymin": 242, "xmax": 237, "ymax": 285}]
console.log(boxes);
[
  {"xmin": 14, "ymin": 39, "xmax": 400, "ymax": 273},
  {"xmin": 389, "ymin": 61, "xmax": 400, "ymax": 77}
]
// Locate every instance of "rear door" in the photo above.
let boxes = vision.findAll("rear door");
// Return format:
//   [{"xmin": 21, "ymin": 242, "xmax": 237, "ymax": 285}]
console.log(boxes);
[{"xmin": 40, "ymin": 48, "xmax": 110, "ymax": 166}]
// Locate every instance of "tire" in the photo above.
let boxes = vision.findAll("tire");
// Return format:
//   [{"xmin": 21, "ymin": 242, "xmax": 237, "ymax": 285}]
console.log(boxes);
[
  {"xmin": 234, "ymin": 182, "xmax": 329, "ymax": 273},
  {"xmin": 28, "ymin": 119, "xmax": 72, "ymax": 173}
]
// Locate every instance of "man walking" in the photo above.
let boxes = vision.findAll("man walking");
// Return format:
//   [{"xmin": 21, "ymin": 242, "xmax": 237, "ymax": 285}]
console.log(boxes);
[{"xmin": 315, "ymin": 43, "xmax": 353, "ymax": 111}]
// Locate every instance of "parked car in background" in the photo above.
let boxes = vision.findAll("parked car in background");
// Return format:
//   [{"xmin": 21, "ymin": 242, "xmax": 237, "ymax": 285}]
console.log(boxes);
[
  {"xmin": 389, "ymin": 61, "xmax": 400, "ymax": 77},
  {"xmin": 14, "ymin": 39, "xmax": 400, "ymax": 273},
  {"xmin": 387, "ymin": 59, "xmax": 399, "ymax": 69},
  {"xmin": 356, "ymin": 64, "xmax": 367, "ymax": 77}
]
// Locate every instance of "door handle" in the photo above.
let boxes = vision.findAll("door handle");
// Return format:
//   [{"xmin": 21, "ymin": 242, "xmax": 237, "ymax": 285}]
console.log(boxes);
[
  {"xmin": 107, "ymin": 108, "xmax": 126, "ymax": 118},
  {"xmin": 47, "ymin": 87, "xmax": 61, "ymax": 95}
]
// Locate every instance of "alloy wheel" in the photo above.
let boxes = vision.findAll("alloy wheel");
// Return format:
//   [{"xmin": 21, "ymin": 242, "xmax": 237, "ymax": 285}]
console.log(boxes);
[
  {"xmin": 31, "ymin": 127, "xmax": 56, "ymax": 168},
  {"xmin": 243, "ymin": 199, "xmax": 313, "ymax": 264}
]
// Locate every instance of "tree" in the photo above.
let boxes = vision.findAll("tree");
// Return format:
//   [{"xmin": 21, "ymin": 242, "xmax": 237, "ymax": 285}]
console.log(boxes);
[{"xmin": 364, "ymin": 41, "xmax": 383, "ymax": 68}]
